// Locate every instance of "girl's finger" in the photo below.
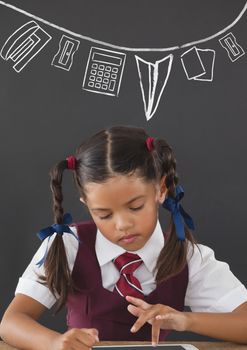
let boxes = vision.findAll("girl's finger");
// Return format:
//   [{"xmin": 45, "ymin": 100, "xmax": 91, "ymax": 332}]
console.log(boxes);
[
  {"xmin": 82, "ymin": 328, "xmax": 99, "ymax": 342},
  {"xmin": 151, "ymin": 319, "xmax": 161, "ymax": 346},
  {"xmin": 130, "ymin": 310, "xmax": 156, "ymax": 333},
  {"xmin": 127, "ymin": 304, "xmax": 142, "ymax": 317},
  {"xmin": 76, "ymin": 329, "xmax": 99, "ymax": 347},
  {"xmin": 73, "ymin": 338, "xmax": 93, "ymax": 350},
  {"xmin": 126, "ymin": 296, "xmax": 150, "ymax": 310},
  {"xmin": 63, "ymin": 335, "xmax": 91, "ymax": 350},
  {"xmin": 156, "ymin": 314, "xmax": 169, "ymax": 320}
]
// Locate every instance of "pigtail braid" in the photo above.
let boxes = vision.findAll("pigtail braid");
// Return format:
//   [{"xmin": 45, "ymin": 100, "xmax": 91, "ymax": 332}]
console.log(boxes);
[
  {"xmin": 152, "ymin": 139, "xmax": 196, "ymax": 284},
  {"xmin": 50, "ymin": 161, "xmax": 67, "ymax": 224},
  {"xmin": 39, "ymin": 160, "xmax": 73, "ymax": 313}
]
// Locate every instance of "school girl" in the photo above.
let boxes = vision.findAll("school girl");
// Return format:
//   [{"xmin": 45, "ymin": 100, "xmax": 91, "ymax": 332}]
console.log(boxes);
[{"xmin": 1, "ymin": 125, "xmax": 247, "ymax": 350}]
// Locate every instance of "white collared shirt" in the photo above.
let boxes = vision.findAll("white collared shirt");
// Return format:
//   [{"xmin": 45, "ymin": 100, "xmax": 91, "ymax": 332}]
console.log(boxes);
[
  {"xmin": 15, "ymin": 220, "xmax": 247, "ymax": 313},
  {"xmin": 96, "ymin": 220, "xmax": 163, "ymax": 294}
]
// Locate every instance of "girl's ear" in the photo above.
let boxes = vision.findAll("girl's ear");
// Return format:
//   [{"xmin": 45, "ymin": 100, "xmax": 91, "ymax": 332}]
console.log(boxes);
[
  {"xmin": 79, "ymin": 197, "xmax": 85, "ymax": 204},
  {"xmin": 157, "ymin": 176, "xmax": 167, "ymax": 204}
]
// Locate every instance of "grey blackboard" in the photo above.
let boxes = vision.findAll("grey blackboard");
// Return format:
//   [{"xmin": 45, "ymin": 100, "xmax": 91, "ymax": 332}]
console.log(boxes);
[{"xmin": 1, "ymin": 0, "xmax": 247, "ymax": 341}]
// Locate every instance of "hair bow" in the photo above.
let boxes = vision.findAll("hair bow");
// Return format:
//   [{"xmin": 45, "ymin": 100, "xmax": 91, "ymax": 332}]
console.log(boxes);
[
  {"xmin": 36, "ymin": 213, "xmax": 79, "ymax": 267},
  {"xmin": 162, "ymin": 185, "xmax": 195, "ymax": 241}
]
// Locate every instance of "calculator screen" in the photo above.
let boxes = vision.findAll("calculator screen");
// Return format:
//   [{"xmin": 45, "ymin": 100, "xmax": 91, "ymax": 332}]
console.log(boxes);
[{"xmin": 92, "ymin": 52, "xmax": 122, "ymax": 66}]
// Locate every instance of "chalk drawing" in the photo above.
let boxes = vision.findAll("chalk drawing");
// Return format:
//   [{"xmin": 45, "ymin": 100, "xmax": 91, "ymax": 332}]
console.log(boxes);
[
  {"xmin": 51, "ymin": 35, "xmax": 80, "ymax": 71},
  {"xmin": 135, "ymin": 54, "xmax": 173, "ymax": 121},
  {"xmin": 0, "ymin": 20, "xmax": 51, "ymax": 72},
  {"xmin": 82, "ymin": 47, "xmax": 126, "ymax": 97},
  {"xmin": 219, "ymin": 32, "xmax": 245, "ymax": 62},
  {"xmin": 0, "ymin": 1, "xmax": 246, "ymax": 52},
  {"xmin": 181, "ymin": 46, "xmax": 215, "ymax": 82}
]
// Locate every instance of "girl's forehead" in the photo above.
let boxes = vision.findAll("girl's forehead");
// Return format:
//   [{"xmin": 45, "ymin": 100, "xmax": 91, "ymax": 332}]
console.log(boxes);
[{"xmin": 84, "ymin": 174, "xmax": 157, "ymax": 206}]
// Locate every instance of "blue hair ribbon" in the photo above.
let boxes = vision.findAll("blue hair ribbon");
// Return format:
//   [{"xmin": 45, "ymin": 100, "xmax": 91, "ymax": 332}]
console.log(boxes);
[
  {"xmin": 162, "ymin": 185, "xmax": 195, "ymax": 241},
  {"xmin": 36, "ymin": 213, "xmax": 79, "ymax": 267}
]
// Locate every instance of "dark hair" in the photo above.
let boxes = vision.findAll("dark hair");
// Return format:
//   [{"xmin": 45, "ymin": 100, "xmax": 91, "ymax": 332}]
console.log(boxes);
[{"xmin": 41, "ymin": 125, "xmax": 196, "ymax": 312}]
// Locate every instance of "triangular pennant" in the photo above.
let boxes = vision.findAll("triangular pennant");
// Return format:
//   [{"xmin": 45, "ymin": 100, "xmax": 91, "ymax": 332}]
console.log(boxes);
[{"xmin": 135, "ymin": 54, "xmax": 173, "ymax": 121}]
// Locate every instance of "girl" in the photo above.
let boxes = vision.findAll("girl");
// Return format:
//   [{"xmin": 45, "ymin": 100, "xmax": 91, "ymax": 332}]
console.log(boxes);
[{"xmin": 1, "ymin": 125, "xmax": 247, "ymax": 350}]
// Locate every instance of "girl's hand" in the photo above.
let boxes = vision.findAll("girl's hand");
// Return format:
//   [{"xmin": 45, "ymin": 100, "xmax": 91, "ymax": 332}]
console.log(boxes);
[
  {"xmin": 52, "ymin": 328, "xmax": 99, "ymax": 350},
  {"xmin": 126, "ymin": 295, "xmax": 188, "ymax": 345}
]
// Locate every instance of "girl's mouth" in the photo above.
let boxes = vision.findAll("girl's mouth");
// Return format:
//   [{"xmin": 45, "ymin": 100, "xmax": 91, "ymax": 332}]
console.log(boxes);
[{"xmin": 120, "ymin": 234, "xmax": 138, "ymax": 244}]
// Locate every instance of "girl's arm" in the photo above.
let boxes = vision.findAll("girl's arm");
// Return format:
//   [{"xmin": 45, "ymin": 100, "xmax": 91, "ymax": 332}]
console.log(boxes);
[
  {"xmin": 0, "ymin": 294, "xmax": 99, "ymax": 350},
  {"xmin": 126, "ymin": 295, "xmax": 247, "ymax": 345},
  {"xmin": 185, "ymin": 301, "xmax": 247, "ymax": 342}
]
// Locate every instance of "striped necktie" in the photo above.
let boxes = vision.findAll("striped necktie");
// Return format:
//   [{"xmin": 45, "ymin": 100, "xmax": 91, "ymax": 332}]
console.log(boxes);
[{"xmin": 113, "ymin": 252, "xmax": 144, "ymax": 299}]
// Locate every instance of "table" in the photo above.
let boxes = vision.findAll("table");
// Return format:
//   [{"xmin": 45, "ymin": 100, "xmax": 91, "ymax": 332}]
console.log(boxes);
[{"xmin": 1, "ymin": 341, "xmax": 247, "ymax": 350}]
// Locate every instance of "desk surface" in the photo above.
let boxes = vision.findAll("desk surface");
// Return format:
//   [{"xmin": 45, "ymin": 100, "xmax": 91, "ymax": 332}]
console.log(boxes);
[{"xmin": 1, "ymin": 341, "xmax": 247, "ymax": 350}]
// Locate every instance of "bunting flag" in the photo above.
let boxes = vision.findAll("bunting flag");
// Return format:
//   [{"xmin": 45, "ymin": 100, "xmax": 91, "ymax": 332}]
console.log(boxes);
[
  {"xmin": 51, "ymin": 34, "xmax": 80, "ymax": 71},
  {"xmin": 135, "ymin": 55, "xmax": 173, "ymax": 121},
  {"xmin": 0, "ymin": 1, "xmax": 246, "ymax": 121},
  {"xmin": 0, "ymin": 20, "xmax": 51, "ymax": 73},
  {"xmin": 82, "ymin": 47, "xmax": 126, "ymax": 97},
  {"xmin": 181, "ymin": 47, "xmax": 215, "ymax": 82},
  {"xmin": 219, "ymin": 32, "xmax": 245, "ymax": 62}
]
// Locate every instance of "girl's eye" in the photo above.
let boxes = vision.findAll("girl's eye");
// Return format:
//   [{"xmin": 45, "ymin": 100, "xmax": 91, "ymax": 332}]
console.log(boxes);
[
  {"xmin": 130, "ymin": 205, "xmax": 144, "ymax": 211},
  {"xmin": 99, "ymin": 205, "xmax": 144, "ymax": 220},
  {"xmin": 99, "ymin": 214, "xmax": 112, "ymax": 220}
]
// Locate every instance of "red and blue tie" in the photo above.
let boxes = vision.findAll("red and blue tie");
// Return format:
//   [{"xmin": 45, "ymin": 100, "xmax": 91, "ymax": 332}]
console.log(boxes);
[{"xmin": 113, "ymin": 252, "xmax": 144, "ymax": 299}]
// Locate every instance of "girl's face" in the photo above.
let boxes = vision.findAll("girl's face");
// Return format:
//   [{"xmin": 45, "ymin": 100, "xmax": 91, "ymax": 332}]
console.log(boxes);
[{"xmin": 81, "ymin": 174, "xmax": 166, "ymax": 251}]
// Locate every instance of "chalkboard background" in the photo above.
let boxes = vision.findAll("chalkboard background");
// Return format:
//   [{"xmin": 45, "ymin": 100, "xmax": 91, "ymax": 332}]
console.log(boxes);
[{"xmin": 0, "ymin": 0, "xmax": 247, "ymax": 341}]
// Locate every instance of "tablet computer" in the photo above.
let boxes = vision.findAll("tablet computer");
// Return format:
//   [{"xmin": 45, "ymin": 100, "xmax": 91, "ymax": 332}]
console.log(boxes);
[{"xmin": 94, "ymin": 344, "xmax": 199, "ymax": 350}]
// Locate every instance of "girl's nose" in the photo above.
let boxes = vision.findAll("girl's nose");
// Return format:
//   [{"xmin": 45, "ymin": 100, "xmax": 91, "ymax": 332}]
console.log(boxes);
[{"xmin": 115, "ymin": 215, "xmax": 134, "ymax": 232}]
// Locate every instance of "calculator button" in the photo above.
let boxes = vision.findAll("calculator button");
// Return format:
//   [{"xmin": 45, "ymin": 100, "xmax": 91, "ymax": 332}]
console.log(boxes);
[
  {"xmin": 111, "ymin": 74, "xmax": 117, "ymax": 79},
  {"xmin": 112, "ymin": 67, "xmax": 118, "ymax": 73},
  {"xmin": 88, "ymin": 82, "xmax": 94, "ymax": 87},
  {"xmin": 105, "ymin": 66, "xmax": 111, "ymax": 72},
  {"xmin": 96, "ymin": 77, "xmax": 102, "ymax": 82},
  {"xmin": 109, "ymin": 80, "xmax": 116, "ymax": 91},
  {"xmin": 91, "ymin": 69, "xmax": 96, "ymax": 75},
  {"xmin": 99, "ymin": 65, "xmax": 104, "ymax": 70},
  {"xmin": 89, "ymin": 75, "xmax": 95, "ymax": 81},
  {"xmin": 103, "ymin": 78, "xmax": 109, "ymax": 84},
  {"xmin": 92, "ymin": 63, "xmax": 98, "ymax": 69},
  {"xmin": 104, "ymin": 72, "xmax": 110, "ymax": 78},
  {"xmin": 95, "ymin": 83, "xmax": 101, "ymax": 88},
  {"xmin": 98, "ymin": 71, "xmax": 103, "ymax": 76},
  {"xmin": 102, "ymin": 84, "xmax": 108, "ymax": 90}
]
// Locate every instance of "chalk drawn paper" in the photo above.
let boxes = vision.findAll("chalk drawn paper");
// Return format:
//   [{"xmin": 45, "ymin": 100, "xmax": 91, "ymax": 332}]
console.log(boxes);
[
  {"xmin": 0, "ymin": 20, "xmax": 51, "ymax": 72},
  {"xmin": 181, "ymin": 46, "xmax": 215, "ymax": 82},
  {"xmin": 180, "ymin": 47, "xmax": 205, "ymax": 80},
  {"xmin": 219, "ymin": 32, "xmax": 245, "ymax": 62},
  {"xmin": 51, "ymin": 35, "xmax": 80, "ymax": 71},
  {"xmin": 135, "ymin": 55, "xmax": 173, "ymax": 121},
  {"xmin": 0, "ymin": 1, "xmax": 247, "ymax": 52},
  {"xmin": 194, "ymin": 49, "xmax": 215, "ymax": 81},
  {"xmin": 82, "ymin": 47, "xmax": 126, "ymax": 97}
]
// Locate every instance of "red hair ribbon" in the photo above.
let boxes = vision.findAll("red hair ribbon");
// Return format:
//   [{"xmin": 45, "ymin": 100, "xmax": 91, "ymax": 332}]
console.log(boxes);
[
  {"xmin": 146, "ymin": 137, "xmax": 154, "ymax": 152},
  {"xmin": 66, "ymin": 155, "xmax": 77, "ymax": 170}
]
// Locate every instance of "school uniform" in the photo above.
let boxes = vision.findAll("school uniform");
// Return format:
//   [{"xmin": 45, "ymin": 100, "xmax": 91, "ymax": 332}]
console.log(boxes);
[{"xmin": 15, "ymin": 220, "xmax": 247, "ymax": 340}]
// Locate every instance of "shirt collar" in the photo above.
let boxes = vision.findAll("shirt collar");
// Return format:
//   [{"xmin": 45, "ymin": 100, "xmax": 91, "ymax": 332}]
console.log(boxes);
[{"xmin": 95, "ymin": 220, "xmax": 165, "ymax": 273}]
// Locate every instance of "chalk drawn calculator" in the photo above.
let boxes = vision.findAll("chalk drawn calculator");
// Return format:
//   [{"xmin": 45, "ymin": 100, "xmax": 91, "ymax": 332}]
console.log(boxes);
[
  {"xmin": 83, "ymin": 46, "xmax": 126, "ymax": 97},
  {"xmin": 93, "ymin": 344, "xmax": 199, "ymax": 350}
]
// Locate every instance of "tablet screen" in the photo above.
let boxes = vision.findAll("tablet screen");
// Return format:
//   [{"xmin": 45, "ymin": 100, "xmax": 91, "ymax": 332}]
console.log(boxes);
[{"xmin": 94, "ymin": 345, "xmax": 193, "ymax": 350}]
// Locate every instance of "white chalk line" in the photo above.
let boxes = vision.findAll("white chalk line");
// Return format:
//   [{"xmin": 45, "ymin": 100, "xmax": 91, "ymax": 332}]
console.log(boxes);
[{"xmin": 0, "ymin": 1, "xmax": 247, "ymax": 52}]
